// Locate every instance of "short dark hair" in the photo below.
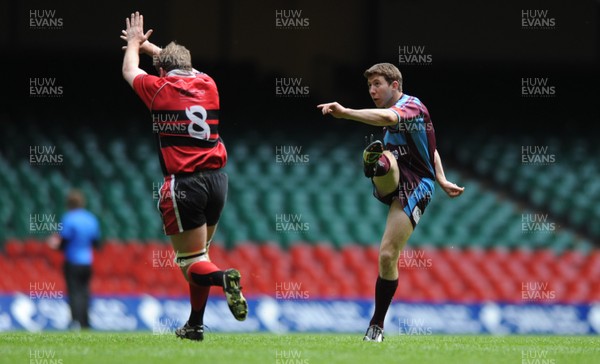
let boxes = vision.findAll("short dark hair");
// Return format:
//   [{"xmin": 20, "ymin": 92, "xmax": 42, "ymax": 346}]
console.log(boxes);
[
  {"xmin": 66, "ymin": 189, "xmax": 86, "ymax": 209},
  {"xmin": 364, "ymin": 63, "xmax": 403, "ymax": 91}
]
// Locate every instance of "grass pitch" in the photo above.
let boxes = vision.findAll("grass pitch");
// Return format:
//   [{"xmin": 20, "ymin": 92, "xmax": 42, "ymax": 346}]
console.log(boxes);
[{"xmin": 1, "ymin": 332, "xmax": 599, "ymax": 364}]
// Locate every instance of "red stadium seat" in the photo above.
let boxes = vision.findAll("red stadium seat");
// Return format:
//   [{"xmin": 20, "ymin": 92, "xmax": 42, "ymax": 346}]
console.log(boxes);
[
  {"xmin": 582, "ymin": 254, "xmax": 600, "ymax": 278},
  {"xmin": 5, "ymin": 241, "xmax": 596, "ymax": 302},
  {"xmin": 365, "ymin": 246, "xmax": 379, "ymax": 265},
  {"xmin": 235, "ymin": 242, "xmax": 261, "ymax": 261},
  {"xmin": 209, "ymin": 244, "xmax": 228, "ymax": 267},
  {"xmin": 560, "ymin": 250, "xmax": 585, "ymax": 266},
  {"xmin": 531, "ymin": 249, "xmax": 556, "ymax": 264},
  {"xmin": 553, "ymin": 258, "xmax": 580, "ymax": 283},
  {"xmin": 289, "ymin": 244, "xmax": 314, "ymax": 270},
  {"xmin": 46, "ymin": 248, "xmax": 64, "ymax": 269},
  {"xmin": 269, "ymin": 262, "xmax": 291, "ymax": 284},
  {"xmin": 165, "ymin": 283, "xmax": 187, "ymax": 298},
  {"xmin": 313, "ymin": 243, "xmax": 336, "ymax": 263},
  {"xmin": 529, "ymin": 261, "xmax": 554, "ymax": 281},
  {"xmin": 565, "ymin": 280, "xmax": 590, "ymax": 303},
  {"xmin": 424, "ymin": 284, "xmax": 449, "ymax": 302},
  {"xmin": 23, "ymin": 239, "xmax": 45, "ymax": 256},
  {"xmin": 4, "ymin": 238, "xmax": 24, "ymax": 257},
  {"xmin": 461, "ymin": 247, "xmax": 487, "ymax": 264},
  {"xmin": 102, "ymin": 240, "xmax": 127, "ymax": 257},
  {"xmin": 124, "ymin": 241, "xmax": 146, "ymax": 260},
  {"xmin": 501, "ymin": 258, "xmax": 531, "ymax": 282},
  {"xmin": 143, "ymin": 241, "xmax": 167, "ymax": 261},
  {"xmin": 322, "ymin": 257, "xmax": 346, "ymax": 282},
  {"xmin": 341, "ymin": 245, "xmax": 365, "ymax": 273},
  {"xmin": 259, "ymin": 242, "xmax": 284, "ymax": 263}
]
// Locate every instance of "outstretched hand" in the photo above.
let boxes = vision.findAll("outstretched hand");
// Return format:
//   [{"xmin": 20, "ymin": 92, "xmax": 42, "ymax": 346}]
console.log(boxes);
[
  {"xmin": 317, "ymin": 102, "xmax": 348, "ymax": 119},
  {"xmin": 439, "ymin": 180, "xmax": 465, "ymax": 198},
  {"xmin": 124, "ymin": 11, "xmax": 153, "ymax": 47},
  {"xmin": 120, "ymin": 30, "xmax": 154, "ymax": 54}
]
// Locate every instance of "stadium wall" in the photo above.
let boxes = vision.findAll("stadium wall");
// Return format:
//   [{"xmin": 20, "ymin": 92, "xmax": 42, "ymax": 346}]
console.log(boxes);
[{"xmin": 1, "ymin": 294, "xmax": 599, "ymax": 335}]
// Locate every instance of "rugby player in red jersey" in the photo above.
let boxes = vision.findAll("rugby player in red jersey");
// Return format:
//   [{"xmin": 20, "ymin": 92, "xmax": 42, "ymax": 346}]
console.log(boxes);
[
  {"xmin": 318, "ymin": 63, "xmax": 464, "ymax": 342},
  {"xmin": 121, "ymin": 12, "xmax": 247, "ymax": 341}
]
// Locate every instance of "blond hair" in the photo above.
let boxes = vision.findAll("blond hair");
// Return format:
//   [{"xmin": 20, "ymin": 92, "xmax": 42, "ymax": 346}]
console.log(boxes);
[
  {"xmin": 364, "ymin": 63, "xmax": 403, "ymax": 91},
  {"xmin": 154, "ymin": 42, "xmax": 192, "ymax": 72}
]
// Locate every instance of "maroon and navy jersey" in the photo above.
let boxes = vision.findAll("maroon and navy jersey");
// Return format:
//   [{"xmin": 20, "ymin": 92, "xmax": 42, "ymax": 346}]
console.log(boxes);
[
  {"xmin": 384, "ymin": 94, "xmax": 436, "ymax": 183},
  {"xmin": 133, "ymin": 70, "xmax": 227, "ymax": 176}
]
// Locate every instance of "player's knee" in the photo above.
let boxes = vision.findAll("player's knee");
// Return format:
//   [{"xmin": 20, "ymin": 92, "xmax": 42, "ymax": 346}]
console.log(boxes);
[
  {"xmin": 378, "ymin": 249, "xmax": 398, "ymax": 271},
  {"xmin": 175, "ymin": 250, "xmax": 209, "ymax": 283}
]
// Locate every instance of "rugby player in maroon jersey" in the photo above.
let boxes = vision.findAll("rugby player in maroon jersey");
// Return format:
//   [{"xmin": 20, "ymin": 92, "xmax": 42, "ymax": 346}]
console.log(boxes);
[
  {"xmin": 319, "ymin": 63, "xmax": 464, "ymax": 342},
  {"xmin": 121, "ymin": 11, "xmax": 247, "ymax": 341}
]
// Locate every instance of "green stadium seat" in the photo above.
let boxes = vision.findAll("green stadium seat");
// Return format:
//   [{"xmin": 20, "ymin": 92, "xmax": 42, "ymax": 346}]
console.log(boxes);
[{"xmin": 1, "ymin": 123, "xmax": 596, "ymax": 251}]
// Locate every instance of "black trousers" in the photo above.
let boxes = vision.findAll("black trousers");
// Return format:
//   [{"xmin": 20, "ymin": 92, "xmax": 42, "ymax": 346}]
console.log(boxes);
[{"xmin": 64, "ymin": 262, "xmax": 92, "ymax": 328}]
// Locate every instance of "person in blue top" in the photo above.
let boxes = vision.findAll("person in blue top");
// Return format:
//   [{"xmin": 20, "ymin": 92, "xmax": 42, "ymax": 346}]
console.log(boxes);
[
  {"xmin": 318, "ymin": 63, "xmax": 464, "ymax": 342},
  {"xmin": 55, "ymin": 189, "xmax": 100, "ymax": 330}
]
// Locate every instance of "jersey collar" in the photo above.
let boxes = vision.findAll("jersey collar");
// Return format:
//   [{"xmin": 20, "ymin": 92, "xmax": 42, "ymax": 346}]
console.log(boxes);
[{"xmin": 166, "ymin": 69, "xmax": 197, "ymax": 78}]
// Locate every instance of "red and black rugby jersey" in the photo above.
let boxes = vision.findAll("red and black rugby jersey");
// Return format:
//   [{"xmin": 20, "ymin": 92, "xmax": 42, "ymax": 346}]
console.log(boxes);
[{"xmin": 133, "ymin": 70, "xmax": 227, "ymax": 176}]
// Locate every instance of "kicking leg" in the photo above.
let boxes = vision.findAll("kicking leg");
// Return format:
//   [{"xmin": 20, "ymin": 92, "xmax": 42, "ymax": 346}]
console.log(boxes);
[
  {"xmin": 372, "ymin": 150, "xmax": 400, "ymax": 197},
  {"xmin": 362, "ymin": 139, "xmax": 400, "ymax": 196}
]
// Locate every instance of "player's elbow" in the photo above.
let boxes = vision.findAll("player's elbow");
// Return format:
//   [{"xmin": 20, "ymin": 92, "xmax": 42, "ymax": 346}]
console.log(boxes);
[
  {"xmin": 382, "ymin": 112, "xmax": 398, "ymax": 126},
  {"xmin": 122, "ymin": 63, "xmax": 134, "ymax": 79},
  {"xmin": 122, "ymin": 66, "xmax": 139, "ymax": 87},
  {"xmin": 122, "ymin": 64, "xmax": 129, "ymax": 79}
]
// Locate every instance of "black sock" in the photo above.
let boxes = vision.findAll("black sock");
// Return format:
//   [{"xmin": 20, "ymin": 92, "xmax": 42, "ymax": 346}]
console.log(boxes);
[
  {"xmin": 188, "ymin": 309, "xmax": 204, "ymax": 326},
  {"xmin": 369, "ymin": 276, "xmax": 399, "ymax": 328},
  {"xmin": 190, "ymin": 271, "xmax": 225, "ymax": 287}
]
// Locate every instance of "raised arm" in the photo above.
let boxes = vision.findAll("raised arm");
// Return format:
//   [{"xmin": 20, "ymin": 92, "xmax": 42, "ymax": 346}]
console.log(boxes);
[
  {"xmin": 121, "ymin": 32, "xmax": 161, "ymax": 57},
  {"xmin": 122, "ymin": 12, "xmax": 153, "ymax": 87},
  {"xmin": 317, "ymin": 102, "xmax": 397, "ymax": 127},
  {"xmin": 434, "ymin": 149, "xmax": 464, "ymax": 198}
]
